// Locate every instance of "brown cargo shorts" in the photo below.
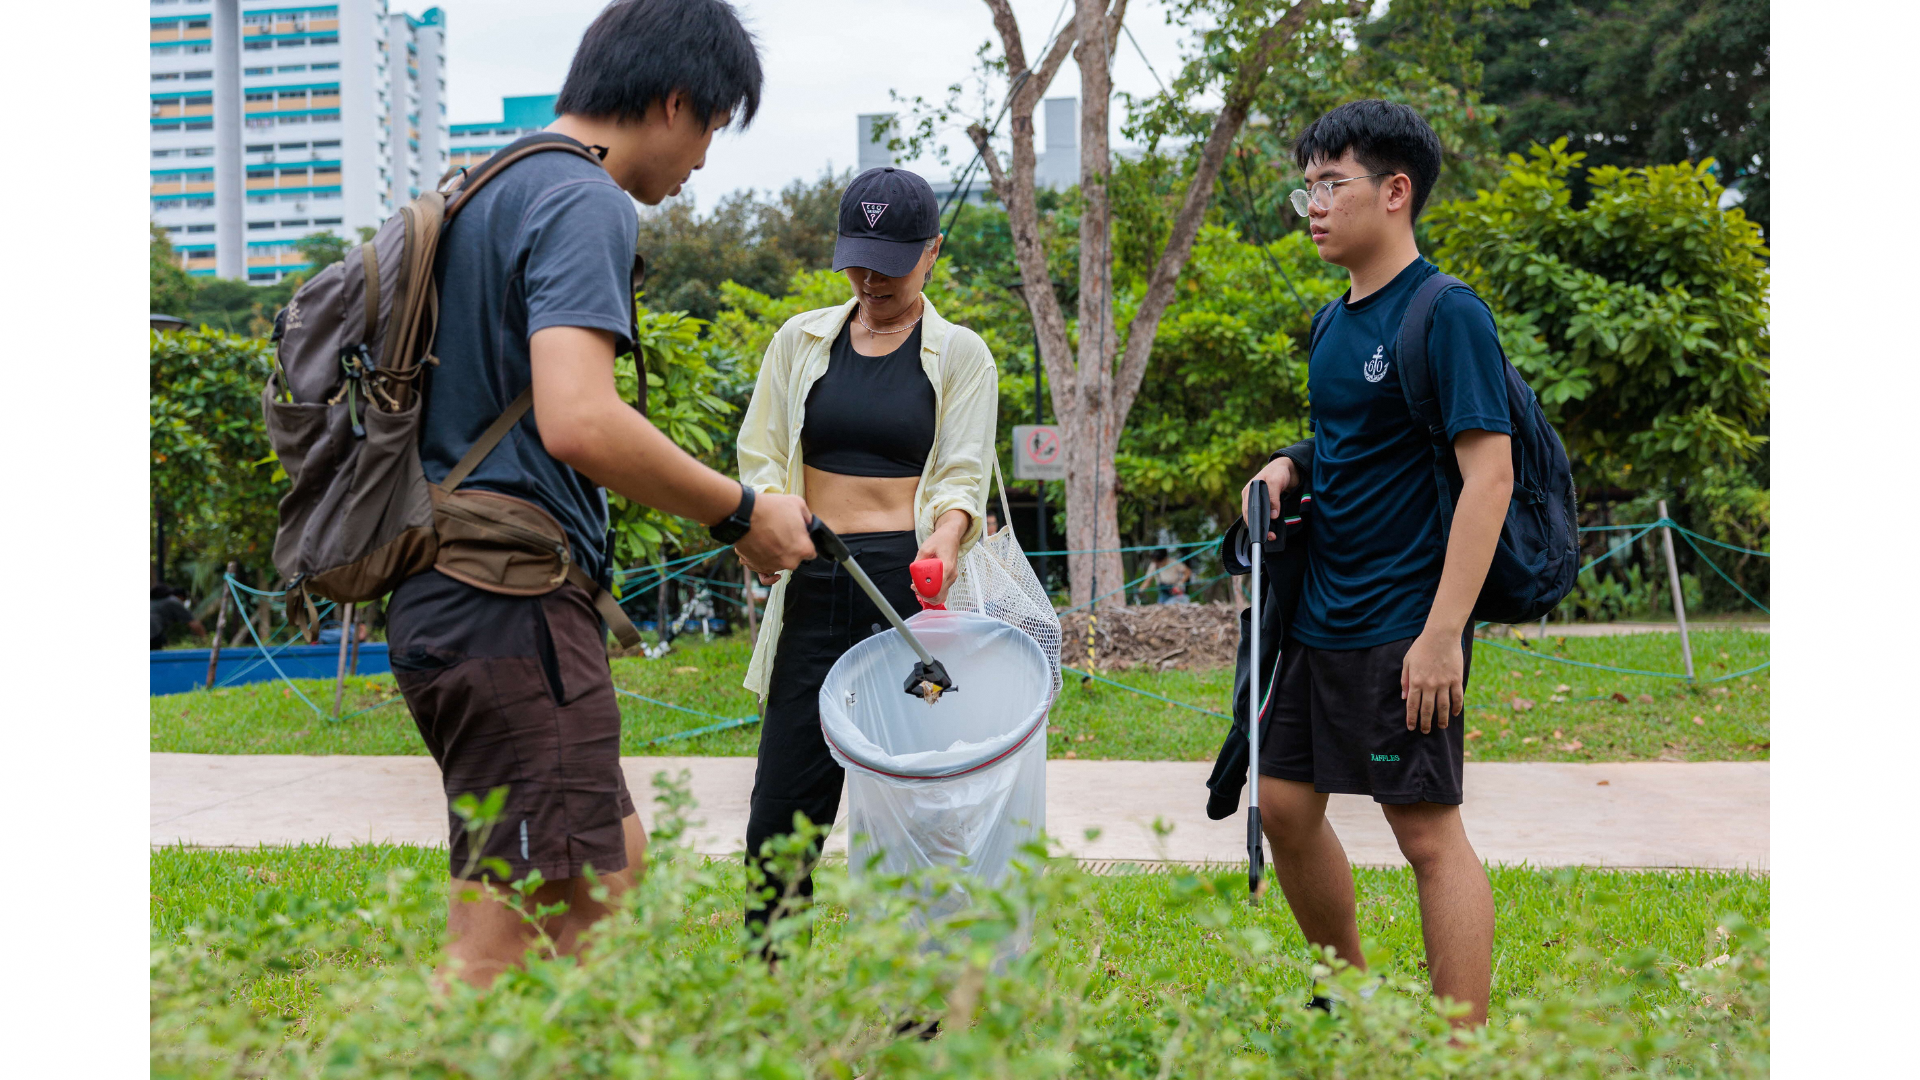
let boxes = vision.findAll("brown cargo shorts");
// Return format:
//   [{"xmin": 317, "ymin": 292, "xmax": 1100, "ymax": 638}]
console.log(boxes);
[{"xmin": 387, "ymin": 570, "xmax": 634, "ymax": 883}]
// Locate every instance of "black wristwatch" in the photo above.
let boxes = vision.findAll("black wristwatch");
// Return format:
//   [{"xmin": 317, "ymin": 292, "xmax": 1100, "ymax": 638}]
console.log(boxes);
[{"xmin": 708, "ymin": 482, "xmax": 755, "ymax": 545}]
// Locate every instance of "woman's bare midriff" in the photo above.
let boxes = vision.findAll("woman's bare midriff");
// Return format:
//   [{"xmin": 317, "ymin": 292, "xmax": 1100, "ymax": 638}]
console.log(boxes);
[{"xmin": 804, "ymin": 466, "xmax": 917, "ymax": 534}]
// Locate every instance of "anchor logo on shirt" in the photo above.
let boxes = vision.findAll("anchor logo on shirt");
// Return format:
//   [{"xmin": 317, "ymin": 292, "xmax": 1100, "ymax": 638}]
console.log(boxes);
[{"xmin": 1363, "ymin": 345, "xmax": 1389, "ymax": 383}]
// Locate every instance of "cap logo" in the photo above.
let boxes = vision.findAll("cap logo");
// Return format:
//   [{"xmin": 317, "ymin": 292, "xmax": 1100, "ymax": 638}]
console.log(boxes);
[{"xmin": 860, "ymin": 201, "xmax": 889, "ymax": 228}]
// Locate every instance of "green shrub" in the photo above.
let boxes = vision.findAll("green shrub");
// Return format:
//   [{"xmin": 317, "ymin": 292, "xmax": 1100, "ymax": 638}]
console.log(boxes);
[{"xmin": 153, "ymin": 776, "xmax": 1768, "ymax": 1078}]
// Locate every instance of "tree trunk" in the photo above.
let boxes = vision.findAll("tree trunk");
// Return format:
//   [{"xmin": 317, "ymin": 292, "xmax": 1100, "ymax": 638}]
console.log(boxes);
[{"xmin": 972, "ymin": 0, "xmax": 1342, "ymax": 610}]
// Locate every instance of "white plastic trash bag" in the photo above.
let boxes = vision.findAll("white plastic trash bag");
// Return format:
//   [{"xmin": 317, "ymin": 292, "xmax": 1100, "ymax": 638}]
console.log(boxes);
[{"xmin": 819, "ymin": 610, "xmax": 1050, "ymax": 897}]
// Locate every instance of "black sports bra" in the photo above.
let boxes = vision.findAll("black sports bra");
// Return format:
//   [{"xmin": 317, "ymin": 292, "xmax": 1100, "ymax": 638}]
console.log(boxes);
[{"xmin": 801, "ymin": 321, "xmax": 936, "ymax": 478}]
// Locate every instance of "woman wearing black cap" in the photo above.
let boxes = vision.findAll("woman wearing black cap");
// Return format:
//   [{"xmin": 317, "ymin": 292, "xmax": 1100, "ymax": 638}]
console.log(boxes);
[{"xmin": 735, "ymin": 166, "xmax": 999, "ymax": 940}]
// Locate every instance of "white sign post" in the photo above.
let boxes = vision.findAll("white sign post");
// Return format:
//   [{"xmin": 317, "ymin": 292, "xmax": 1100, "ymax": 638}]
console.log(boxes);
[{"xmin": 1012, "ymin": 424, "xmax": 1066, "ymax": 481}]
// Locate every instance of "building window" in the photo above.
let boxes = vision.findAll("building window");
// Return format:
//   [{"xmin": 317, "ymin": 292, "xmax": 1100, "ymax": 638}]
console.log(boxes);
[
  {"xmin": 184, "ymin": 146, "xmax": 213, "ymax": 157},
  {"xmin": 279, "ymin": 39, "xmax": 307, "ymax": 49},
  {"xmin": 312, "ymin": 190, "xmax": 341, "ymax": 200},
  {"xmin": 245, "ymin": 40, "xmax": 271, "ymax": 51},
  {"xmin": 153, "ymin": 122, "xmax": 183, "ymax": 132},
  {"xmin": 248, "ymin": 221, "xmax": 275, "ymax": 231},
  {"xmin": 279, "ymin": 142, "xmax": 309, "ymax": 151},
  {"xmin": 278, "ymin": 64, "xmax": 307, "ymax": 73},
  {"xmin": 154, "ymin": 46, "xmax": 180, "ymax": 56},
  {"xmin": 246, "ymin": 118, "xmax": 272, "ymax": 129},
  {"xmin": 184, "ymin": 197, "xmax": 215, "ymax": 209},
  {"xmin": 281, "ymin": 115, "xmax": 308, "ymax": 125},
  {"xmin": 153, "ymin": 148, "xmax": 182, "ymax": 159},
  {"xmin": 246, "ymin": 92, "xmax": 274, "ymax": 104},
  {"xmin": 311, "ymin": 62, "xmax": 339, "ymax": 71},
  {"xmin": 244, "ymin": 66, "xmax": 272, "ymax": 75},
  {"xmin": 184, "ymin": 70, "xmax": 212, "ymax": 80},
  {"xmin": 153, "ymin": 72, "xmax": 180, "ymax": 82},
  {"xmin": 281, "ymin": 219, "xmax": 310, "ymax": 228},
  {"xmin": 185, "ymin": 120, "xmax": 212, "ymax": 131},
  {"xmin": 187, "ymin": 224, "xmax": 215, "ymax": 234},
  {"xmin": 313, "ymin": 217, "xmax": 343, "ymax": 226},
  {"xmin": 311, "ymin": 35, "xmax": 338, "ymax": 45},
  {"xmin": 246, "ymin": 144, "xmax": 273, "ymax": 153},
  {"xmin": 249, "ymin": 272, "xmax": 278, "ymax": 283},
  {"xmin": 312, "ymin": 139, "xmax": 340, "ymax": 150},
  {"xmin": 187, "ymin": 43, "xmax": 212, "ymax": 54}
]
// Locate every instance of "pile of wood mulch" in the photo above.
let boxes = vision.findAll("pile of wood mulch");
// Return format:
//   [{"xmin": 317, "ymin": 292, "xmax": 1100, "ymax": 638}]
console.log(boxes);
[{"xmin": 1058, "ymin": 600, "xmax": 1242, "ymax": 672}]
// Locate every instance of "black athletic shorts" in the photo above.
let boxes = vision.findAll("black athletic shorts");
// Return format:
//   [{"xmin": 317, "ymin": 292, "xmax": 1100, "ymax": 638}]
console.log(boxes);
[
  {"xmin": 388, "ymin": 570, "xmax": 635, "ymax": 883},
  {"xmin": 1258, "ymin": 631, "xmax": 1474, "ymax": 805}
]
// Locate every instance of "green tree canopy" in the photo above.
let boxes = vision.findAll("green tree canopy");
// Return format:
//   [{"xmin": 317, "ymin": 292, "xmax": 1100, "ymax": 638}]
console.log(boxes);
[
  {"xmin": 150, "ymin": 329, "xmax": 283, "ymax": 595},
  {"xmin": 1426, "ymin": 140, "xmax": 1769, "ymax": 492},
  {"xmin": 151, "ymin": 226, "xmax": 195, "ymax": 317},
  {"xmin": 1367, "ymin": 0, "xmax": 1769, "ymax": 230}
]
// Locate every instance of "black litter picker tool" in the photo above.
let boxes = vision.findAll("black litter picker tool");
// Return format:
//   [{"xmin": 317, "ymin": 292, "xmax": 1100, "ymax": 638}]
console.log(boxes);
[
  {"xmin": 808, "ymin": 518, "xmax": 958, "ymax": 703},
  {"xmin": 1238, "ymin": 481, "xmax": 1280, "ymax": 903}
]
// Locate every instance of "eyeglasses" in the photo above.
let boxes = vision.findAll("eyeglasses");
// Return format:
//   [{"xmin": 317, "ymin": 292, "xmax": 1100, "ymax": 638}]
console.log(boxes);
[{"xmin": 1289, "ymin": 173, "xmax": 1393, "ymax": 215}]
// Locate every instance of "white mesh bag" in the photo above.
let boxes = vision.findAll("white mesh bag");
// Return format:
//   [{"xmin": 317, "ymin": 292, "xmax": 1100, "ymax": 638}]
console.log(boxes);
[
  {"xmin": 945, "ymin": 459, "xmax": 1062, "ymax": 698},
  {"xmin": 819, "ymin": 610, "xmax": 1050, "ymax": 910}
]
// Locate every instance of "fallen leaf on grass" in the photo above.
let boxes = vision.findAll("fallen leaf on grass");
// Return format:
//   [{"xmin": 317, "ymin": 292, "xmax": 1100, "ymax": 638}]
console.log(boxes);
[
  {"xmin": 1466, "ymin": 729, "xmax": 1483, "ymax": 740},
  {"xmin": 1636, "ymin": 693, "xmax": 1655, "ymax": 704},
  {"xmin": 1556, "ymin": 684, "xmax": 1571, "ymax": 693},
  {"xmin": 1715, "ymin": 704, "xmax": 1724, "ymax": 713},
  {"xmin": 671, "ymin": 666, "xmax": 700, "ymax": 675},
  {"xmin": 1511, "ymin": 698, "xmax": 1535, "ymax": 711},
  {"xmin": 1553, "ymin": 729, "xmax": 1563, "ymax": 738},
  {"xmin": 1549, "ymin": 694, "xmax": 1566, "ymax": 704},
  {"xmin": 1509, "ymin": 670, "xmax": 1522, "ymax": 679},
  {"xmin": 1611, "ymin": 692, "xmax": 1630, "ymax": 704},
  {"xmin": 1558, "ymin": 740, "xmax": 1583, "ymax": 752},
  {"xmin": 1692, "ymin": 716, "xmax": 1705, "ymax": 726},
  {"xmin": 1521, "ymin": 736, "xmax": 1537, "ymax": 744},
  {"xmin": 1064, "ymin": 751, "xmax": 1077, "ymax": 759}
]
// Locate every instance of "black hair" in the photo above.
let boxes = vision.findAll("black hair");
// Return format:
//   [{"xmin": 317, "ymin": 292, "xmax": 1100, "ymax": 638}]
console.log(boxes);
[
  {"xmin": 151, "ymin": 584, "xmax": 179, "ymax": 601},
  {"xmin": 555, "ymin": 0, "xmax": 762, "ymax": 130},
  {"xmin": 1291, "ymin": 100, "xmax": 1443, "ymax": 220}
]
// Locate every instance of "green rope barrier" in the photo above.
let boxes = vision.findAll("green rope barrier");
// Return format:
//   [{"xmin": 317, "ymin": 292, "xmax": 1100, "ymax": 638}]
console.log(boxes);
[
  {"xmin": 613, "ymin": 686, "xmax": 760, "ymax": 746},
  {"xmin": 1677, "ymin": 531, "xmax": 1771, "ymax": 615},
  {"xmin": 1063, "ymin": 665, "xmax": 1228, "ymax": 720}
]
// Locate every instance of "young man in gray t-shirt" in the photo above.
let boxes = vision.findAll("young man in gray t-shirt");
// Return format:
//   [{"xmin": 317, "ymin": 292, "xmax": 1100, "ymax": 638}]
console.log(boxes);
[{"xmin": 388, "ymin": 0, "xmax": 816, "ymax": 988}]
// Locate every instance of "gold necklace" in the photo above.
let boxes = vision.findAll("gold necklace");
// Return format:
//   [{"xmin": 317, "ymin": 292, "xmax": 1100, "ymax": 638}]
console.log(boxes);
[{"xmin": 857, "ymin": 295, "xmax": 924, "ymax": 335}]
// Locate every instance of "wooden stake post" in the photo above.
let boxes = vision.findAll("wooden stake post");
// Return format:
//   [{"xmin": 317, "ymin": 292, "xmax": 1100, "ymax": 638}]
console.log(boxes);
[
  {"xmin": 205, "ymin": 560, "xmax": 237, "ymax": 689},
  {"xmin": 1656, "ymin": 500, "xmax": 1695, "ymax": 680}
]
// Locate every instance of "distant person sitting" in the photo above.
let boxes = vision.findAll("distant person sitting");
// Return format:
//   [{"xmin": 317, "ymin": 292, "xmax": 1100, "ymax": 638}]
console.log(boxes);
[
  {"xmin": 983, "ymin": 506, "xmax": 1003, "ymax": 537},
  {"xmin": 1152, "ymin": 550, "xmax": 1193, "ymax": 604},
  {"xmin": 150, "ymin": 585, "xmax": 205, "ymax": 650}
]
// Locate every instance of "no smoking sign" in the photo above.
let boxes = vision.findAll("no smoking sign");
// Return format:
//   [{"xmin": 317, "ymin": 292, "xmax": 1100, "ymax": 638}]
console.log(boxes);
[{"xmin": 1012, "ymin": 424, "xmax": 1066, "ymax": 480}]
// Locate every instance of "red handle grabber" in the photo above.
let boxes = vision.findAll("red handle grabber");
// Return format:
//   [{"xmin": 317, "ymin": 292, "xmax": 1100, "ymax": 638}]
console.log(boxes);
[{"xmin": 909, "ymin": 558, "xmax": 946, "ymax": 610}]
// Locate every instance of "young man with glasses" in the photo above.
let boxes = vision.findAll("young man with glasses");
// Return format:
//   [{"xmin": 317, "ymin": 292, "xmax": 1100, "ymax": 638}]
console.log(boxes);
[{"xmin": 1239, "ymin": 100, "xmax": 1512, "ymax": 1027}]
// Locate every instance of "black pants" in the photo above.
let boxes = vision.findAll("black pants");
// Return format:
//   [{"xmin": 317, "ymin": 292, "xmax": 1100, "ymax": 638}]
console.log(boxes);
[{"xmin": 746, "ymin": 530, "xmax": 920, "ymax": 931}]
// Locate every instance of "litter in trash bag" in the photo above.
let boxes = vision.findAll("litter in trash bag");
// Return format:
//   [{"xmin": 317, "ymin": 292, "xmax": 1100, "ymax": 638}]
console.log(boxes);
[{"xmin": 820, "ymin": 610, "xmax": 1050, "ymax": 910}]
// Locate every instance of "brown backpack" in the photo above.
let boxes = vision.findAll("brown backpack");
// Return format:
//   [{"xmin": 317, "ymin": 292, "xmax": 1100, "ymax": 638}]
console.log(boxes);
[{"xmin": 262, "ymin": 133, "xmax": 642, "ymax": 646}]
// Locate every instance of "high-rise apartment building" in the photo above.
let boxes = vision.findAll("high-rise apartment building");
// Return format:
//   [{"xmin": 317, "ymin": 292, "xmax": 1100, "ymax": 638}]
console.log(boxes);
[
  {"xmin": 150, "ymin": 1, "xmax": 448, "ymax": 284},
  {"xmin": 447, "ymin": 94, "xmax": 559, "ymax": 172}
]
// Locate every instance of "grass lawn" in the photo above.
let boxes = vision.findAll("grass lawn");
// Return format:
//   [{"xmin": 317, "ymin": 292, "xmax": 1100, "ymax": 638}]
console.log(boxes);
[
  {"xmin": 151, "ymin": 627, "xmax": 1767, "ymax": 763},
  {"xmin": 152, "ymin": 841, "xmax": 1767, "ymax": 1031}
]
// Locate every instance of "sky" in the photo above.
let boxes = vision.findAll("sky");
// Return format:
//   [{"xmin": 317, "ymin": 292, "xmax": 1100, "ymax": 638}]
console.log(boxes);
[{"xmin": 425, "ymin": 0, "xmax": 1199, "ymax": 210}]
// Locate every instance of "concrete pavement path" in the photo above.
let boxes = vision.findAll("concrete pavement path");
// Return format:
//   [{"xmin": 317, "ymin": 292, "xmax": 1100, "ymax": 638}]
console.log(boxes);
[{"xmin": 152, "ymin": 754, "xmax": 1767, "ymax": 871}]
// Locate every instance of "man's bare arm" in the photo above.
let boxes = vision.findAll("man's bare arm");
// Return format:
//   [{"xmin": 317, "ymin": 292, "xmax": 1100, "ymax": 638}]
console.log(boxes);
[
  {"xmin": 1401, "ymin": 430, "xmax": 1514, "ymax": 731},
  {"xmin": 529, "ymin": 326, "xmax": 816, "ymax": 572}
]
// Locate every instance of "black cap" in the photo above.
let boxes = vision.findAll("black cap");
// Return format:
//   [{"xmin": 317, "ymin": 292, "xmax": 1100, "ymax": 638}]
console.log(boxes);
[{"xmin": 832, "ymin": 167, "xmax": 939, "ymax": 279}]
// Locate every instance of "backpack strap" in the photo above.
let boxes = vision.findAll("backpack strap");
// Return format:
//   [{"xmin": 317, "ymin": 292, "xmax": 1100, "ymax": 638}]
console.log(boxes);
[
  {"xmin": 1392, "ymin": 272, "xmax": 1471, "ymax": 457},
  {"xmin": 442, "ymin": 132, "xmax": 606, "ymax": 221},
  {"xmin": 438, "ymin": 387, "xmax": 532, "ymax": 494}
]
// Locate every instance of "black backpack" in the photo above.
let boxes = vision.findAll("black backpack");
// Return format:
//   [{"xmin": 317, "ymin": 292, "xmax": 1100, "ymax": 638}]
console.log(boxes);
[{"xmin": 1300, "ymin": 271, "xmax": 1579, "ymax": 624}]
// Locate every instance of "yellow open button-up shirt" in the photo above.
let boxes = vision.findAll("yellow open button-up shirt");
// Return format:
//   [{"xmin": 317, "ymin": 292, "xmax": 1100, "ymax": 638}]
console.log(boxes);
[{"xmin": 736, "ymin": 296, "xmax": 999, "ymax": 699}]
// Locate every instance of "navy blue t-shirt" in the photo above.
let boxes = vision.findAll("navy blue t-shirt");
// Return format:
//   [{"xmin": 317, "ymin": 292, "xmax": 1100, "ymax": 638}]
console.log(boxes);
[
  {"xmin": 1292, "ymin": 257, "xmax": 1510, "ymax": 650},
  {"xmin": 419, "ymin": 149, "xmax": 639, "ymax": 581}
]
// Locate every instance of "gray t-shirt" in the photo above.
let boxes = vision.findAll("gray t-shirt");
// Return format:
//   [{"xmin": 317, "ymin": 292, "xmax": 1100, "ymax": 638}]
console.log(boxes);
[{"xmin": 421, "ymin": 147, "xmax": 639, "ymax": 581}]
